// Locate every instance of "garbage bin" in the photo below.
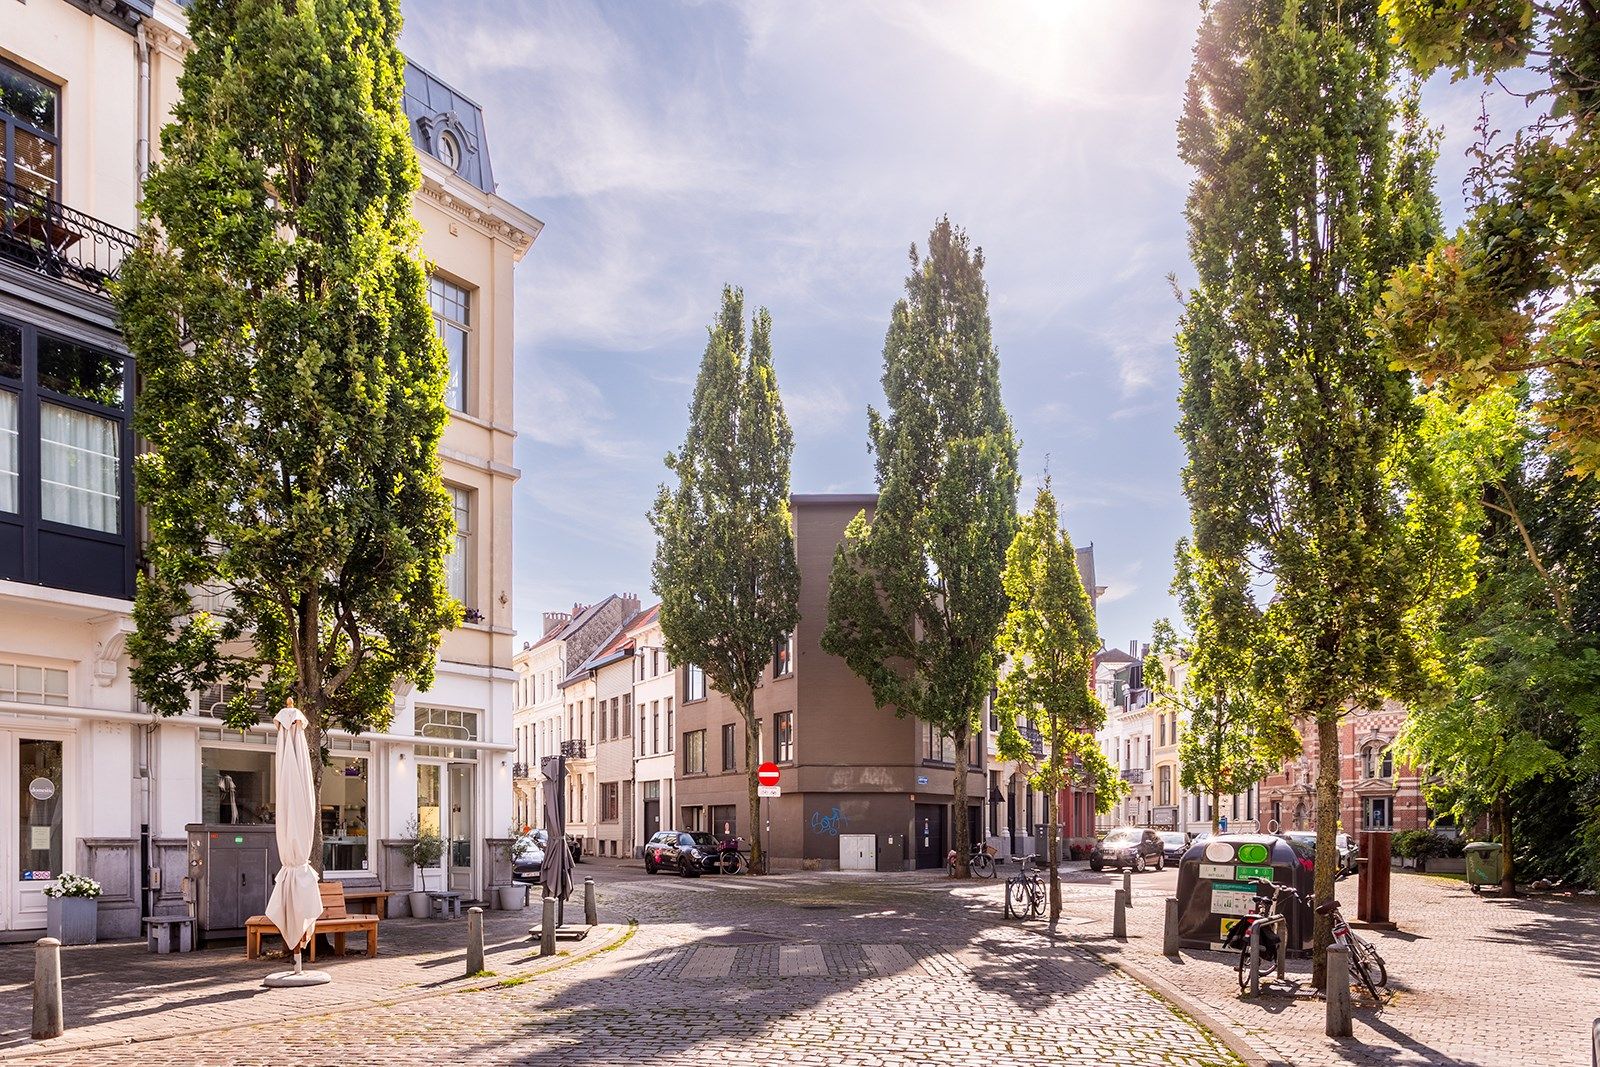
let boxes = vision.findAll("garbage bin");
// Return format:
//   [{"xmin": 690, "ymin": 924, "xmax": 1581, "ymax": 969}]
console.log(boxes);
[
  {"xmin": 1174, "ymin": 834, "xmax": 1315, "ymax": 953},
  {"xmin": 1463, "ymin": 842, "xmax": 1502, "ymax": 893}
]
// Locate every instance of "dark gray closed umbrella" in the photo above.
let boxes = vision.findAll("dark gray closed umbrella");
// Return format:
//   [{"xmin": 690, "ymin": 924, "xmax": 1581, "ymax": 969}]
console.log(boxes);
[{"xmin": 539, "ymin": 755, "xmax": 573, "ymax": 914}]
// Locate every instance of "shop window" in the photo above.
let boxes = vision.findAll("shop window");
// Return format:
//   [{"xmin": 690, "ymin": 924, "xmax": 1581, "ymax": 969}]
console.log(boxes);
[
  {"xmin": 710, "ymin": 804, "xmax": 736, "ymax": 837},
  {"xmin": 681, "ymin": 806, "xmax": 705, "ymax": 832},
  {"xmin": 17, "ymin": 738, "xmax": 62, "ymax": 882},
  {"xmin": 321, "ymin": 755, "xmax": 369, "ymax": 871},
  {"xmin": 774, "ymin": 711, "xmax": 793, "ymax": 763},
  {"xmin": 0, "ymin": 661, "xmax": 67, "ymax": 706},
  {"xmin": 202, "ymin": 746, "xmax": 276, "ymax": 824},
  {"xmin": 428, "ymin": 276, "xmax": 471, "ymax": 412}
]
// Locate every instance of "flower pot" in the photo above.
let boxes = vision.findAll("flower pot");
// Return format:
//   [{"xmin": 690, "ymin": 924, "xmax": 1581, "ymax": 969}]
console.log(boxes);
[
  {"xmin": 408, "ymin": 891, "xmax": 431, "ymax": 918},
  {"xmin": 47, "ymin": 897, "xmax": 98, "ymax": 945},
  {"xmin": 497, "ymin": 885, "xmax": 525, "ymax": 911}
]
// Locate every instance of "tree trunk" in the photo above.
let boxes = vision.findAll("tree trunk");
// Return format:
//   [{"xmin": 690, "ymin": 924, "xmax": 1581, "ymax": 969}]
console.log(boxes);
[
  {"xmin": 952, "ymin": 722, "xmax": 971, "ymax": 878},
  {"xmin": 1310, "ymin": 713, "xmax": 1340, "ymax": 990},
  {"xmin": 1497, "ymin": 792, "xmax": 1516, "ymax": 896},
  {"xmin": 307, "ymin": 714, "xmax": 325, "ymax": 877},
  {"xmin": 1047, "ymin": 786, "xmax": 1061, "ymax": 924},
  {"xmin": 744, "ymin": 698, "xmax": 765, "ymax": 875},
  {"xmin": 1210, "ymin": 789, "xmax": 1221, "ymax": 834}
]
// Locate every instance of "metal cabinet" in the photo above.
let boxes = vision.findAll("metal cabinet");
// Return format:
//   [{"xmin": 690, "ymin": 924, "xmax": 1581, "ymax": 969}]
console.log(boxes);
[{"xmin": 186, "ymin": 824, "xmax": 279, "ymax": 942}]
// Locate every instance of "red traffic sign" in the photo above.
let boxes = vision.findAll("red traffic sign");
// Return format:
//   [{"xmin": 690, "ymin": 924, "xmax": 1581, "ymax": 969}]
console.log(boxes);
[{"xmin": 757, "ymin": 761, "xmax": 780, "ymax": 787}]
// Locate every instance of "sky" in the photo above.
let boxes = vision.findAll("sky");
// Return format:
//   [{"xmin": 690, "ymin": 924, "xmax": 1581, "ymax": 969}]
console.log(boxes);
[{"xmin": 398, "ymin": 0, "xmax": 1538, "ymax": 650}]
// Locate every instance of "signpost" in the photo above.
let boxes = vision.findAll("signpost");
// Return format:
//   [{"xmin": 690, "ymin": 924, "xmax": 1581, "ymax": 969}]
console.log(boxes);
[{"xmin": 757, "ymin": 762, "xmax": 779, "ymax": 872}]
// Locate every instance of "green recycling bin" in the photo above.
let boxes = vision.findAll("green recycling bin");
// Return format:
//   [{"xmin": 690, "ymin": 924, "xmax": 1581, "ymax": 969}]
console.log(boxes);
[{"xmin": 1463, "ymin": 842, "xmax": 1502, "ymax": 893}]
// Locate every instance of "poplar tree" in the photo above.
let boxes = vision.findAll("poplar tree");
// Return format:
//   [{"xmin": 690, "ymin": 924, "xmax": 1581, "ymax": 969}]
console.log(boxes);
[
  {"xmin": 1176, "ymin": 0, "xmax": 1443, "ymax": 984},
  {"xmin": 651, "ymin": 286, "xmax": 800, "ymax": 876},
  {"xmin": 824, "ymin": 218, "xmax": 1018, "ymax": 879},
  {"xmin": 994, "ymin": 479, "xmax": 1119, "ymax": 922},
  {"xmin": 118, "ymin": 0, "xmax": 458, "ymax": 871}
]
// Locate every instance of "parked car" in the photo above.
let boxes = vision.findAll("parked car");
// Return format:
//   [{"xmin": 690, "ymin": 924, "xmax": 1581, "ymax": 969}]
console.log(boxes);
[
  {"xmin": 529, "ymin": 827, "xmax": 583, "ymax": 865},
  {"xmin": 1090, "ymin": 827, "xmax": 1166, "ymax": 873},
  {"xmin": 1157, "ymin": 831, "xmax": 1189, "ymax": 865},
  {"xmin": 511, "ymin": 833, "xmax": 545, "ymax": 885},
  {"xmin": 1280, "ymin": 830, "xmax": 1358, "ymax": 875},
  {"xmin": 644, "ymin": 830, "xmax": 722, "ymax": 877}
]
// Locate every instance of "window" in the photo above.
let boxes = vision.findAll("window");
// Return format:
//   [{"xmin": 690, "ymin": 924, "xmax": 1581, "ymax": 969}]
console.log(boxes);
[
  {"xmin": 720, "ymin": 723, "xmax": 736, "ymax": 772},
  {"xmin": 774, "ymin": 711, "xmax": 793, "ymax": 764},
  {"xmin": 680, "ymin": 806, "xmax": 705, "ymax": 832},
  {"xmin": 666, "ymin": 698, "xmax": 674, "ymax": 750},
  {"xmin": 683, "ymin": 729, "xmax": 705, "ymax": 775},
  {"xmin": 601, "ymin": 783, "xmax": 619, "ymax": 823},
  {"xmin": 19, "ymin": 738, "xmax": 63, "ymax": 881},
  {"xmin": 685, "ymin": 664, "xmax": 706, "ymax": 702},
  {"xmin": 1, "ymin": 60, "xmax": 59, "ymax": 198},
  {"xmin": 651, "ymin": 700, "xmax": 660, "ymax": 754},
  {"xmin": 710, "ymin": 804, "xmax": 736, "ymax": 836},
  {"xmin": 652, "ymin": 649, "xmax": 660, "ymax": 677},
  {"xmin": 428, "ymin": 277, "xmax": 471, "ymax": 412},
  {"xmin": 0, "ymin": 661, "xmax": 67, "ymax": 705},
  {"xmin": 1158, "ymin": 765, "xmax": 1171, "ymax": 806},
  {"xmin": 445, "ymin": 485, "xmax": 473, "ymax": 607},
  {"xmin": 622, "ymin": 695, "xmax": 631, "ymax": 736},
  {"xmin": 773, "ymin": 632, "xmax": 794, "ymax": 678},
  {"xmin": 39, "ymin": 404, "xmax": 119, "ymax": 533},
  {"xmin": 920, "ymin": 721, "xmax": 954, "ymax": 764},
  {"xmin": 639, "ymin": 704, "xmax": 646, "ymax": 755},
  {"xmin": 437, "ymin": 129, "xmax": 462, "ymax": 171},
  {"xmin": 321, "ymin": 756, "xmax": 370, "ymax": 871},
  {"xmin": 202, "ymin": 745, "xmax": 276, "ymax": 825}
]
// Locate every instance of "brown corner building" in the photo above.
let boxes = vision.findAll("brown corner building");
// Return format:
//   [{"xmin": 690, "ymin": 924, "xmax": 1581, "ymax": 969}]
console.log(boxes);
[{"xmin": 675, "ymin": 495, "xmax": 986, "ymax": 871}]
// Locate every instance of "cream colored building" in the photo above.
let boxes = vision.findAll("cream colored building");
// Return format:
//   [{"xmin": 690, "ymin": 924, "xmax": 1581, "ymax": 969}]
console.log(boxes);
[
  {"xmin": 0, "ymin": 0, "xmax": 539, "ymax": 938},
  {"xmin": 629, "ymin": 609, "xmax": 676, "ymax": 855}
]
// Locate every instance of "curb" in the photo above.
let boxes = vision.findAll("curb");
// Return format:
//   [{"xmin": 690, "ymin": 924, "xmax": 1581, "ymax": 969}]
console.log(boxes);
[{"xmin": 1, "ymin": 919, "xmax": 636, "ymax": 1062}]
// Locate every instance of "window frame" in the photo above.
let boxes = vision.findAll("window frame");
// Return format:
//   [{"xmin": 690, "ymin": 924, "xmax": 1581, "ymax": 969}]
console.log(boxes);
[
  {"xmin": 427, "ymin": 274, "xmax": 473, "ymax": 414},
  {"xmin": 683, "ymin": 728, "xmax": 706, "ymax": 775},
  {"xmin": 774, "ymin": 710, "xmax": 793, "ymax": 764},
  {"xmin": 0, "ymin": 58, "xmax": 61, "ymax": 199}
]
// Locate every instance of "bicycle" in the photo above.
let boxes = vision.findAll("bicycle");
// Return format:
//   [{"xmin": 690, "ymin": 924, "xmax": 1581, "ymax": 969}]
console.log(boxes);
[
  {"xmin": 1003, "ymin": 855, "xmax": 1045, "ymax": 920},
  {"xmin": 1223, "ymin": 877, "xmax": 1295, "ymax": 991},
  {"xmin": 715, "ymin": 838, "xmax": 749, "ymax": 875},
  {"xmin": 948, "ymin": 842, "xmax": 998, "ymax": 879},
  {"xmin": 1318, "ymin": 896, "xmax": 1388, "ymax": 1003}
]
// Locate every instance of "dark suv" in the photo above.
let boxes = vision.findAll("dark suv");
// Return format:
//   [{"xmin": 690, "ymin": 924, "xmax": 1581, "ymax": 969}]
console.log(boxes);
[
  {"xmin": 644, "ymin": 830, "xmax": 722, "ymax": 877},
  {"xmin": 1090, "ymin": 827, "xmax": 1167, "ymax": 873}
]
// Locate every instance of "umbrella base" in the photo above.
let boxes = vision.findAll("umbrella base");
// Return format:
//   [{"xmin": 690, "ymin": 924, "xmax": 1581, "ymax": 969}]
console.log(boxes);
[
  {"xmin": 527, "ymin": 924, "xmax": 590, "ymax": 941},
  {"xmin": 262, "ymin": 969, "xmax": 332, "ymax": 987}
]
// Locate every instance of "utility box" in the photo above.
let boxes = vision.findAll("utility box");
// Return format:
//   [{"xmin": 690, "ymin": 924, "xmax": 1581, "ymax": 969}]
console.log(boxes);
[
  {"xmin": 839, "ymin": 833, "xmax": 876, "ymax": 871},
  {"xmin": 1173, "ymin": 834, "xmax": 1315, "ymax": 954},
  {"xmin": 187, "ymin": 823, "xmax": 279, "ymax": 943}
]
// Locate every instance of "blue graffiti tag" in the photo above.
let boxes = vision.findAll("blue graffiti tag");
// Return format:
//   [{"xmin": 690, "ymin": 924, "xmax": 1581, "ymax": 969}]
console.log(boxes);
[{"xmin": 809, "ymin": 807, "xmax": 848, "ymax": 836}]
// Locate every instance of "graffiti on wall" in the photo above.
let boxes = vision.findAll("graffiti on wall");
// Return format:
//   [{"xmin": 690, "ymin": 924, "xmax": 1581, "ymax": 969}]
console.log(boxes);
[{"xmin": 809, "ymin": 806, "xmax": 848, "ymax": 836}]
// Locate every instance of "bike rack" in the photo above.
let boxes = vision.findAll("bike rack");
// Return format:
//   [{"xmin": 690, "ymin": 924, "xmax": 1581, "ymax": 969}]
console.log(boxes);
[{"xmin": 1247, "ymin": 914, "xmax": 1288, "ymax": 996}]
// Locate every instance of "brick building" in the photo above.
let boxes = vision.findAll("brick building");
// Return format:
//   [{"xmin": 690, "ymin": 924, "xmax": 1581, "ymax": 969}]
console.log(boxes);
[{"xmin": 1259, "ymin": 700, "xmax": 1428, "ymax": 834}]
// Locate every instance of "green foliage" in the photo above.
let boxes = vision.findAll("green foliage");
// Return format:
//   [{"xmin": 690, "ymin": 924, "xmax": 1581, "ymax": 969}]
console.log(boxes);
[
  {"xmin": 1177, "ymin": 0, "xmax": 1453, "ymax": 976},
  {"xmin": 401, "ymin": 817, "xmax": 446, "ymax": 871},
  {"xmin": 1379, "ymin": 0, "xmax": 1600, "ymax": 475},
  {"xmin": 823, "ymin": 218, "xmax": 1018, "ymax": 875},
  {"xmin": 117, "ymin": 0, "xmax": 457, "ymax": 849},
  {"xmin": 1392, "ymin": 828, "xmax": 1457, "ymax": 858},
  {"xmin": 650, "ymin": 285, "xmax": 800, "ymax": 874},
  {"xmin": 994, "ymin": 480, "xmax": 1121, "ymax": 816}
]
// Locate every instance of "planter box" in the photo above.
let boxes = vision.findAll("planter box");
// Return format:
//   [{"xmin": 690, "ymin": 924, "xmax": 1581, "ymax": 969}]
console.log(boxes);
[
  {"xmin": 47, "ymin": 897, "xmax": 99, "ymax": 945},
  {"xmin": 1427, "ymin": 856, "xmax": 1467, "ymax": 874}
]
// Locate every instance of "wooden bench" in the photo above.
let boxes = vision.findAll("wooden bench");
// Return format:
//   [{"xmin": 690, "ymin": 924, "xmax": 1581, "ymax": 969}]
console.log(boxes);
[
  {"xmin": 341, "ymin": 888, "xmax": 394, "ymax": 916},
  {"xmin": 245, "ymin": 882, "xmax": 379, "ymax": 961}
]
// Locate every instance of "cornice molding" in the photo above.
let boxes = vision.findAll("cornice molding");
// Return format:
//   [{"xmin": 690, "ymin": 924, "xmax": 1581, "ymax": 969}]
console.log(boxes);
[{"xmin": 417, "ymin": 176, "xmax": 539, "ymax": 255}]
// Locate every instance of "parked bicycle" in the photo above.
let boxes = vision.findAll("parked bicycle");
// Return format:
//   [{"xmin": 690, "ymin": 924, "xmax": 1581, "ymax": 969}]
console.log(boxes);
[
  {"xmin": 1003, "ymin": 855, "xmax": 1045, "ymax": 920},
  {"xmin": 716, "ymin": 837, "xmax": 749, "ymax": 875},
  {"xmin": 1318, "ymin": 895, "xmax": 1388, "ymax": 1003},
  {"xmin": 1222, "ymin": 876, "xmax": 1294, "ymax": 990},
  {"xmin": 948, "ymin": 842, "xmax": 998, "ymax": 879}
]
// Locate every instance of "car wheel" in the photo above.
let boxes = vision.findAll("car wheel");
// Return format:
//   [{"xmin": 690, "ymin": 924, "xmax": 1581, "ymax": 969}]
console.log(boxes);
[
  {"xmin": 645, "ymin": 859, "xmax": 657, "ymax": 875},
  {"xmin": 1156, "ymin": 853, "xmax": 1165, "ymax": 871},
  {"xmin": 1134, "ymin": 854, "xmax": 1146, "ymax": 873},
  {"xmin": 1089, "ymin": 861, "xmax": 1102, "ymax": 872}
]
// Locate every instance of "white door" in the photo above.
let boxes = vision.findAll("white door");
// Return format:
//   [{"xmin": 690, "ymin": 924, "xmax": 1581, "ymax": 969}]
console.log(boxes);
[
  {"xmin": 1, "ymin": 731, "xmax": 69, "ymax": 931},
  {"xmin": 416, "ymin": 760, "xmax": 446, "ymax": 892},
  {"xmin": 839, "ymin": 833, "xmax": 875, "ymax": 872},
  {"xmin": 416, "ymin": 759, "xmax": 477, "ymax": 896}
]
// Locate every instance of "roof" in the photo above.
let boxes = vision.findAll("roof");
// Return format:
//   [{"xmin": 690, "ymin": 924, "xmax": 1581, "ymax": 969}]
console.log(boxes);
[
  {"xmin": 558, "ymin": 605, "xmax": 653, "ymax": 687},
  {"xmin": 532, "ymin": 596, "xmax": 620, "ymax": 651},
  {"xmin": 623, "ymin": 604, "xmax": 660, "ymax": 635},
  {"xmin": 1096, "ymin": 648, "xmax": 1137, "ymax": 665},
  {"xmin": 402, "ymin": 60, "xmax": 495, "ymax": 194}
]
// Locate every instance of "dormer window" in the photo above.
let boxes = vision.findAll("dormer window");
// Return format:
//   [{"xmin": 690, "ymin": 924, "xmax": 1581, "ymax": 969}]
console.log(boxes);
[{"xmin": 436, "ymin": 129, "xmax": 462, "ymax": 172}]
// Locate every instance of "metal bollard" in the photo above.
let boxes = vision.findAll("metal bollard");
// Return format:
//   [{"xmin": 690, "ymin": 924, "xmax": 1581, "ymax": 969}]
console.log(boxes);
[
  {"xmin": 32, "ymin": 937, "xmax": 63, "ymax": 1040},
  {"xmin": 1113, "ymin": 888, "xmax": 1127, "ymax": 940},
  {"xmin": 1276, "ymin": 928, "xmax": 1287, "ymax": 979},
  {"xmin": 1593, "ymin": 1016, "xmax": 1599, "ymax": 1067},
  {"xmin": 584, "ymin": 877, "xmax": 597, "ymax": 926},
  {"xmin": 1122, "ymin": 869, "xmax": 1132, "ymax": 905},
  {"xmin": 465, "ymin": 906, "xmax": 485, "ymax": 976},
  {"xmin": 539, "ymin": 896, "xmax": 556, "ymax": 957},
  {"xmin": 1326, "ymin": 947, "xmax": 1353, "ymax": 1037},
  {"xmin": 1162, "ymin": 897, "xmax": 1180, "ymax": 957},
  {"xmin": 1247, "ymin": 924, "xmax": 1263, "ymax": 996}
]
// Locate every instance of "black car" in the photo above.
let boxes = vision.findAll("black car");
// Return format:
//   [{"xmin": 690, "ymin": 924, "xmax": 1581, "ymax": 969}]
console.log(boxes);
[
  {"xmin": 511, "ymin": 833, "xmax": 545, "ymax": 885},
  {"xmin": 644, "ymin": 830, "xmax": 722, "ymax": 876},
  {"xmin": 1090, "ymin": 827, "xmax": 1166, "ymax": 873},
  {"xmin": 1157, "ymin": 831, "xmax": 1189, "ymax": 865}
]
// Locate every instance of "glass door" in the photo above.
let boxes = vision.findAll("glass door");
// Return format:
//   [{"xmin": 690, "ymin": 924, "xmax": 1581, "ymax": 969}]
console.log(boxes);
[
  {"xmin": 415, "ymin": 761, "xmax": 445, "ymax": 893},
  {"xmin": 4, "ymin": 733, "xmax": 65, "ymax": 931},
  {"xmin": 447, "ymin": 763, "xmax": 474, "ymax": 894}
]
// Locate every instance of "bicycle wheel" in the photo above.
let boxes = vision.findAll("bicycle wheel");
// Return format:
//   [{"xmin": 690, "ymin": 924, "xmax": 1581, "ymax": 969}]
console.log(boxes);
[
  {"xmin": 1004, "ymin": 878, "xmax": 1024, "ymax": 919},
  {"xmin": 1352, "ymin": 937, "xmax": 1387, "ymax": 989},
  {"xmin": 973, "ymin": 853, "xmax": 995, "ymax": 878},
  {"xmin": 1027, "ymin": 883, "xmax": 1045, "ymax": 919},
  {"xmin": 1350, "ymin": 950, "xmax": 1383, "ymax": 1003}
]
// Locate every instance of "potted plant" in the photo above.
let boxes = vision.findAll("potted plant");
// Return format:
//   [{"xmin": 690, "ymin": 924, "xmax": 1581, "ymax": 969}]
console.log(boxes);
[
  {"xmin": 399, "ymin": 817, "xmax": 445, "ymax": 918},
  {"xmin": 44, "ymin": 873, "xmax": 101, "ymax": 945},
  {"xmin": 497, "ymin": 823, "xmax": 532, "ymax": 910}
]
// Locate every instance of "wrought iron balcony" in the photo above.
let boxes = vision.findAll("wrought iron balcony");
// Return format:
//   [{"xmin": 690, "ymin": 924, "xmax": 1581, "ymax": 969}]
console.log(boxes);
[
  {"xmin": 1120, "ymin": 767, "xmax": 1145, "ymax": 784},
  {"xmin": 512, "ymin": 761, "xmax": 529, "ymax": 779},
  {"xmin": 0, "ymin": 178, "xmax": 136, "ymax": 298},
  {"xmin": 560, "ymin": 739, "xmax": 587, "ymax": 760},
  {"xmin": 1019, "ymin": 725, "xmax": 1045, "ymax": 759}
]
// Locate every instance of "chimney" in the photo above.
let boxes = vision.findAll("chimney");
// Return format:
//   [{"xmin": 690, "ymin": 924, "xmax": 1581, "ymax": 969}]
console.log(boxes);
[
  {"xmin": 1129, "ymin": 640, "xmax": 1138, "ymax": 657},
  {"xmin": 542, "ymin": 611, "xmax": 571, "ymax": 636},
  {"xmin": 619, "ymin": 592, "xmax": 641, "ymax": 620}
]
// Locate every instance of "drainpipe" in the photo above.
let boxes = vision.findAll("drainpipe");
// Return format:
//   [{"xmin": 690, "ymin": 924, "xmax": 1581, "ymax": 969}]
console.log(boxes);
[
  {"xmin": 133, "ymin": 17, "xmax": 152, "ymax": 926},
  {"xmin": 136, "ymin": 22, "xmax": 151, "ymax": 193}
]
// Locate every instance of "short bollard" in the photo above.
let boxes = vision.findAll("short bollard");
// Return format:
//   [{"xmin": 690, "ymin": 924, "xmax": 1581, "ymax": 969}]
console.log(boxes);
[
  {"xmin": 465, "ymin": 906, "xmax": 485, "ymax": 976},
  {"xmin": 1162, "ymin": 897, "xmax": 1180, "ymax": 957},
  {"xmin": 1247, "ymin": 923, "xmax": 1263, "ymax": 996},
  {"xmin": 1122, "ymin": 869, "xmax": 1132, "ymax": 906},
  {"xmin": 584, "ymin": 877, "xmax": 597, "ymax": 926},
  {"xmin": 32, "ymin": 937, "xmax": 63, "ymax": 1041},
  {"xmin": 1326, "ymin": 947, "xmax": 1353, "ymax": 1037},
  {"xmin": 1276, "ymin": 927, "xmax": 1288, "ymax": 979},
  {"xmin": 1591, "ymin": 1016, "xmax": 1599, "ymax": 1067},
  {"xmin": 1113, "ymin": 888, "xmax": 1128, "ymax": 940},
  {"xmin": 539, "ymin": 896, "xmax": 556, "ymax": 958}
]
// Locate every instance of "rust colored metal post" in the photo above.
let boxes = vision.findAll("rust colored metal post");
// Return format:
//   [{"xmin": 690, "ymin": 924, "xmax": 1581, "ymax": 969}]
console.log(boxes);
[{"xmin": 1357, "ymin": 830, "xmax": 1391, "ymax": 924}]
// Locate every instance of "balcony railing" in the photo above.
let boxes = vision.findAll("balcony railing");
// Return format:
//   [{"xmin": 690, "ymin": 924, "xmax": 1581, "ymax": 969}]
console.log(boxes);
[
  {"xmin": 1120, "ymin": 767, "xmax": 1145, "ymax": 784},
  {"xmin": 0, "ymin": 178, "xmax": 136, "ymax": 298},
  {"xmin": 1019, "ymin": 725, "xmax": 1045, "ymax": 759},
  {"xmin": 560, "ymin": 739, "xmax": 587, "ymax": 760},
  {"xmin": 512, "ymin": 761, "xmax": 529, "ymax": 779}
]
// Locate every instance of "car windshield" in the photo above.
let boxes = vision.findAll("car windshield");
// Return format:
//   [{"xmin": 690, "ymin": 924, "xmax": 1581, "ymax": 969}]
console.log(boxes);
[
  {"xmin": 1159, "ymin": 832, "xmax": 1186, "ymax": 846},
  {"xmin": 686, "ymin": 832, "xmax": 720, "ymax": 850},
  {"xmin": 1104, "ymin": 831, "xmax": 1139, "ymax": 845}
]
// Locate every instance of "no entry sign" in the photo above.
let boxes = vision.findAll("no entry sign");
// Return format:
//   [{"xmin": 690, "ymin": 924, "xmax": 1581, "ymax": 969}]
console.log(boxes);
[{"xmin": 758, "ymin": 761, "xmax": 780, "ymax": 787}]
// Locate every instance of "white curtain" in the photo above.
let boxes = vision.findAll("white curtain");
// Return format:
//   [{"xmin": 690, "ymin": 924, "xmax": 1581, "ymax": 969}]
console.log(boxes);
[
  {"xmin": 0, "ymin": 391, "xmax": 17, "ymax": 514},
  {"xmin": 40, "ymin": 403, "xmax": 119, "ymax": 533},
  {"xmin": 445, "ymin": 485, "xmax": 470, "ymax": 602}
]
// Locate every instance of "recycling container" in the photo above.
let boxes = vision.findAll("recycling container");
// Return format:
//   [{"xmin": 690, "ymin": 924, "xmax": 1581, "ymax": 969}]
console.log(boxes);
[
  {"xmin": 1463, "ymin": 841, "xmax": 1502, "ymax": 893},
  {"xmin": 1174, "ymin": 834, "xmax": 1315, "ymax": 954}
]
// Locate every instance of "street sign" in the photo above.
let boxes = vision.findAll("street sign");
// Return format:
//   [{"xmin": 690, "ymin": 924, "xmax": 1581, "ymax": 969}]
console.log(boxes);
[
  {"xmin": 757, "ymin": 761, "xmax": 780, "ymax": 787},
  {"xmin": 758, "ymin": 784, "xmax": 781, "ymax": 798},
  {"xmin": 916, "ymin": 775, "xmax": 928, "ymax": 785}
]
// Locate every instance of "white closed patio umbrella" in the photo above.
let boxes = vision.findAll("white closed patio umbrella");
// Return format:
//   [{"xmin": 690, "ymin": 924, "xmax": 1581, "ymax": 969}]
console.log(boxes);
[{"xmin": 262, "ymin": 699, "xmax": 330, "ymax": 987}]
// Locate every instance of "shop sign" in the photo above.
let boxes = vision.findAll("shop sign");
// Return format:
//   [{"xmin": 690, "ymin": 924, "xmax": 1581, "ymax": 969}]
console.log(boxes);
[{"xmin": 27, "ymin": 778, "xmax": 55, "ymax": 802}]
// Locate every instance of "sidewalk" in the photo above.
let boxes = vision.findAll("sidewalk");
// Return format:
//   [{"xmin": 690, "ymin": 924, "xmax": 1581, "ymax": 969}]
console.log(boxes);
[
  {"xmin": 1051, "ymin": 869, "xmax": 1600, "ymax": 1067},
  {"xmin": 0, "ymin": 907, "xmax": 630, "ymax": 1060}
]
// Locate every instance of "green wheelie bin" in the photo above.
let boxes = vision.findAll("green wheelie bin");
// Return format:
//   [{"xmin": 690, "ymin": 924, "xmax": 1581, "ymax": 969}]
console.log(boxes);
[{"xmin": 1463, "ymin": 841, "xmax": 1502, "ymax": 893}]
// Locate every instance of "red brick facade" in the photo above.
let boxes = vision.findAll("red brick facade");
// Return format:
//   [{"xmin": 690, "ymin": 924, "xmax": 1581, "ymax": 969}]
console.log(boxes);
[{"xmin": 1259, "ymin": 700, "xmax": 1429, "ymax": 834}]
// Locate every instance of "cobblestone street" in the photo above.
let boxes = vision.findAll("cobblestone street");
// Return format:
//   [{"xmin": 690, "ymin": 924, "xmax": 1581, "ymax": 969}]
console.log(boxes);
[{"xmin": 1, "ymin": 865, "xmax": 1241, "ymax": 1066}]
